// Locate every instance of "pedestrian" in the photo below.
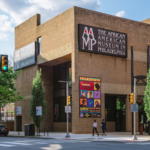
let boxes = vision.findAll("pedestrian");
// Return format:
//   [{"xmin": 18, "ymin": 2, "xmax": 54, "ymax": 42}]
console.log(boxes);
[
  {"xmin": 101, "ymin": 119, "xmax": 107, "ymax": 136},
  {"xmin": 92, "ymin": 120, "xmax": 99, "ymax": 136}
]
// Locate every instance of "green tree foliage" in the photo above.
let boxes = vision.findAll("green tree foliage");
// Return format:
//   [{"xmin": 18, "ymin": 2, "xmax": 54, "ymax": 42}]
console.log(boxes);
[
  {"xmin": 29, "ymin": 69, "xmax": 47, "ymax": 128},
  {"xmin": 0, "ymin": 67, "xmax": 24, "ymax": 107},
  {"xmin": 144, "ymin": 69, "xmax": 150, "ymax": 121}
]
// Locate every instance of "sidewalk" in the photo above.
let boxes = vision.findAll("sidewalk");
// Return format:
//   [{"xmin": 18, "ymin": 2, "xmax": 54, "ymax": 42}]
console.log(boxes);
[{"xmin": 8, "ymin": 131, "xmax": 150, "ymax": 142}]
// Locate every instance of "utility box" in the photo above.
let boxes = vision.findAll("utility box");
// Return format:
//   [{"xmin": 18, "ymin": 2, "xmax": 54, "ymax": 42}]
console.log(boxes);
[{"xmin": 24, "ymin": 124, "xmax": 35, "ymax": 136}]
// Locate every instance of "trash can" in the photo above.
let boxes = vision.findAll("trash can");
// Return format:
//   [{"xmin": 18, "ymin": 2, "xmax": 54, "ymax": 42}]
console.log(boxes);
[
  {"xmin": 30, "ymin": 124, "xmax": 35, "ymax": 136},
  {"xmin": 24, "ymin": 124, "xmax": 35, "ymax": 136}
]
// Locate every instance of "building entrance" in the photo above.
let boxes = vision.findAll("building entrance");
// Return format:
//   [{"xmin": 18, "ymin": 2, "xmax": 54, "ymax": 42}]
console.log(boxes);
[
  {"xmin": 16, "ymin": 116, "xmax": 22, "ymax": 131},
  {"xmin": 105, "ymin": 95, "xmax": 126, "ymax": 132}
]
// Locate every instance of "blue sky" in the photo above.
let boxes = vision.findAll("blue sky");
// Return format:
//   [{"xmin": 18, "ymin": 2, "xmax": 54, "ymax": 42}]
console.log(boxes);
[{"xmin": 0, "ymin": 0, "xmax": 150, "ymax": 57}]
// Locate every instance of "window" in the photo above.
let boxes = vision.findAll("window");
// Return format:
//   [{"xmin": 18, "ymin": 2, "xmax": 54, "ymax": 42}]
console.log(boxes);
[
  {"xmin": 37, "ymin": 37, "xmax": 41, "ymax": 55},
  {"xmin": 53, "ymin": 62, "xmax": 72, "ymax": 122}
]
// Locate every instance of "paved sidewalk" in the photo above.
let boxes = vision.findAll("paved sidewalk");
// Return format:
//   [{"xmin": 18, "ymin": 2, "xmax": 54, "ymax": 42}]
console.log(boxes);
[{"xmin": 8, "ymin": 131, "xmax": 150, "ymax": 142}]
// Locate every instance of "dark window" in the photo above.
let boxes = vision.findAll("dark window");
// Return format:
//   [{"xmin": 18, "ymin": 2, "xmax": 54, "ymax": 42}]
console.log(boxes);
[
  {"xmin": 37, "ymin": 37, "xmax": 41, "ymax": 55},
  {"xmin": 54, "ymin": 65, "xmax": 59, "ymax": 90},
  {"xmin": 53, "ymin": 62, "xmax": 72, "ymax": 122},
  {"xmin": 59, "ymin": 64, "xmax": 66, "ymax": 89},
  {"xmin": 59, "ymin": 97, "xmax": 66, "ymax": 122},
  {"xmin": 105, "ymin": 96, "xmax": 116, "ymax": 121}
]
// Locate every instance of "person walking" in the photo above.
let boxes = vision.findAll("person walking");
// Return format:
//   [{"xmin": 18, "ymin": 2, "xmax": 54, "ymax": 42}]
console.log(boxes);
[
  {"xmin": 101, "ymin": 119, "xmax": 107, "ymax": 136},
  {"xmin": 92, "ymin": 120, "xmax": 99, "ymax": 136}
]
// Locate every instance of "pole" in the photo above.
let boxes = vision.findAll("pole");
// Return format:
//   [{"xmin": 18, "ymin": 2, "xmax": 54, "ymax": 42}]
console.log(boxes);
[
  {"xmin": 39, "ymin": 116, "xmax": 40, "ymax": 136},
  {"xmin": 65, "ymin": 82, "xmax": 70, "ymax": 138},
  {"xmin": 133, "ymin": 78, "xmax": 137, "ymax": 140},
  {"xmin": 131, "ymin": 45, "xmax": 134, "ymax": 135},
  {"xmin": 147, "ymin": 44, "xmax": 149, "ymax": 73}
]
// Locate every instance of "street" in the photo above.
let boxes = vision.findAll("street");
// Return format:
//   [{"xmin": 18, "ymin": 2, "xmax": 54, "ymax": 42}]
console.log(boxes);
[{"xmin": 0, "ymin": 136, "xmax": 150, "ymax": 150}]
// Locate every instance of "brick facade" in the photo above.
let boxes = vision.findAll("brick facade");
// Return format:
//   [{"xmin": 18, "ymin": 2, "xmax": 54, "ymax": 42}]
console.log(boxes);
[{"xmin": 15, "ymin": 6, "xmax": 149, "ymax": 133}]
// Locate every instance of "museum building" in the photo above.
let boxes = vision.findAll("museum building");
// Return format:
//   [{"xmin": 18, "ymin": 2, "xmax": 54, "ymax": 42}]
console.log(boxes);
[{"xmin": 14, "ymin": 6, "xmax": 150, "ymax": 133}]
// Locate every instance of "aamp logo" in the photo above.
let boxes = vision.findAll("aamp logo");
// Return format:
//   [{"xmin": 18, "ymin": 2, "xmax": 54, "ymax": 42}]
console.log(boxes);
[{"xmin": 82, "ymin": 27, "xmax": 96, "ymax": 50}]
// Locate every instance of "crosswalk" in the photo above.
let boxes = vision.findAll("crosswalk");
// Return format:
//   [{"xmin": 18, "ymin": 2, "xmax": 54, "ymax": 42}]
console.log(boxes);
[
  {"xmin": 125, "ymin": 142, "xmax": 150, "ymax": 145},
  {"xmin": 0, "ymin": 139, "xmax": 91, "ymax": 147},
  {"xmin": 1, "ymin": 139, "xmax": 150, "ymax": 147}
]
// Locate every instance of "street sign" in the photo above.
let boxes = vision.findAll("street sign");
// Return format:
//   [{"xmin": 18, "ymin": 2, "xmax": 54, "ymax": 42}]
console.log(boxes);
[
  {"xmin": 65, "ymin": 106, "xmax": 71, "ymax": 113},
  {"xmin": 131, "ymin": 104, "xmax": 138, "ymax": 112},
  {"xmin": 17, "ymin": 106, "xmax": 22, "ymax": 115},
  {"xmin": 36, "ymin": 106, "xmax": 42, "ymax": 116}
]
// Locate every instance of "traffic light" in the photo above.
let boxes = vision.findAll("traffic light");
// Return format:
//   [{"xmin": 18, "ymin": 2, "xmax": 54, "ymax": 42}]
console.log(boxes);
[
  {"xmin": 0, "ymin": 55, "xmax": 8, "ymax": 72},
  {"xmin": 129, "ymin": 93, "xmax": 134, "ymax": 104},
  {"xmin": 67, "ymin": 96, "xmax": 71, "ymax": 105}
]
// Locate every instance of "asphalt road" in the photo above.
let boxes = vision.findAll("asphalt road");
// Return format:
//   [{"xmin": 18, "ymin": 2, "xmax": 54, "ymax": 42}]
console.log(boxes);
[{"xmin": 0, "ymin": 136, "xmax": 150, "ymax": 150}]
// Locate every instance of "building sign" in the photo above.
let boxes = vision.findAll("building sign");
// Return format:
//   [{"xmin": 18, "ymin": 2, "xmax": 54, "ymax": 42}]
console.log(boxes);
[
  {"xmin": 131, "ymin": 104, "xmax": 138, "ymax": 112},
  {"xmin": 65, "ymin": 106, "xmax": 71, "ymax": 113},
  {"xmin": 78, "ymin": 24, "xmax": 127, "ymax": 58},
  {"xmin": 17, "ymin": 106, "xmax": 22, "ymax": 115},
  {"xmin": 36, "ymin": 106, "xmax": 42, "ymax": 116},
  {"xmin": 14, "ymin": 41, "xmax": 36, "ymax": 71},
  {"xmin": 79, "ymin": 77, "xmax": 101, "ymax": 118}
]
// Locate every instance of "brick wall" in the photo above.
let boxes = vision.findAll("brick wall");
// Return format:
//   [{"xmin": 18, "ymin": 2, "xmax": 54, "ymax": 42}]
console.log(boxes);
[{"xmin": 72, "ymin": 7, "xmax": 148, "ymax": 133}]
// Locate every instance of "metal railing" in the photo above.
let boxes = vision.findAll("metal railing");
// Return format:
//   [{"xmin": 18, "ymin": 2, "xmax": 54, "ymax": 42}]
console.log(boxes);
[
  {"xmin": 44, "ymin": 127, "xmax": 49, "ymax": 137},
  {"xmin": 0, "ymin": 112, "xmax": 14, "ymax": 122}
]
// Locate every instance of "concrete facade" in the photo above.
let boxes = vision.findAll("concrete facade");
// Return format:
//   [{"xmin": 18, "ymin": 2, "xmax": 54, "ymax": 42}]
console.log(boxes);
[{"xmin": 15, "ymin": 6, "xmax": 149, "ymax": 133}]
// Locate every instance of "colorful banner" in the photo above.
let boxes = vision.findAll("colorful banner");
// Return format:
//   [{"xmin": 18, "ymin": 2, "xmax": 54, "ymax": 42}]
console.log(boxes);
[
  {"xmin": 79, "ymin": 77, "xmax": 101, "ymax": 118},
  {"xmin": 80, "ymin": 81, "xmax": 94, "ymax": 90}
]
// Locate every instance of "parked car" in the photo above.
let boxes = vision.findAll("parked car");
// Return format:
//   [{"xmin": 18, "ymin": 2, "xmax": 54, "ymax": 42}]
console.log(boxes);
[{"xmin": 0, "ymin": 124, "xmax": 9, "ymax": 136}]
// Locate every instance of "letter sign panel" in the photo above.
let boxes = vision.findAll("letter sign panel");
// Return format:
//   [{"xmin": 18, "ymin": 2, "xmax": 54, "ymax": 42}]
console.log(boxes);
[
  {"xmin": 17, "ymin": 106, "xmax": 22, "ymax": 115},
  {"xmin": 78, "ymin": 24, "xmax": 127, "ymax": 58},
  {"xmin": 36, "ymin": 106, "xmax": 42, "ymax": 116},
  {"xmin": 14, "ymin": 41, "xmax": 36, "ymax": 71}
]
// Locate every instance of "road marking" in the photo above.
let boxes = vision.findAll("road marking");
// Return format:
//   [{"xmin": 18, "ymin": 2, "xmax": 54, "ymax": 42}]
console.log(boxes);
[
  {"xmin": 79, "ymin": 141, "xmax": 91, "ymax": 142},
  {"xmin": 3, "ymin": 142, "xmax": 33, "ymax": 145},
  {"xmin": 34, "ymin": 142, "xmax": 47, "ymax": 144},
  {"xmin": 126, "ymin": 142, "xmax": 150, "ymax": 145},
  {"xmin": 13, "ymin": 140, "xmax": 40, "ymax": 143},
  {"xmin": 0, "ymin": 144, "xmax": 15, "ymax": 147}
]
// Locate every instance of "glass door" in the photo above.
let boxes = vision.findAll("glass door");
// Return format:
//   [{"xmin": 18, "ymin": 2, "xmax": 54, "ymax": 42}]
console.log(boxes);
[{"xmin": 116, "ymin": 96, "xmax": 126, "ymax": 131}]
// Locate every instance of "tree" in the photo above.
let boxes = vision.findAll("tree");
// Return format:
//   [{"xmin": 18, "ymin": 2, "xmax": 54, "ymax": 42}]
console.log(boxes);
[
  {"xmin": 0, "ymin": 67, "xmax": 24, "ymax": 107},
  {"xmin": 144, "ymin": 69, "xmax": 150, "ymax": 121},
  {"xmin": 29, "ymin": 69, "xmax": 47, "ymax": 132}
]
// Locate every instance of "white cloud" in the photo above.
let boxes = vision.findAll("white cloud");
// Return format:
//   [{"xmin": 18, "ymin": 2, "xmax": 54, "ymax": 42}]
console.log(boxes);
[
  {"xmin": 0, "ymin": 15, "xmax": 14, "ymax": 32},
  {"xmin": 0, "ymin": 31, "xmax": 9, "ymax": 41},
  {"xmin": 96, "ymin": 0, "xmax": 101, "ymax": 11},
  {"xmin": 0, "ymin": 0, "xmax": 102, "ymax": 41},
  {"xmin": 116, "ymin": 11, "xmax": 125, "ymax": 17},
  {"xmin": 0, "ymin": 15, "xmax": 8, "ymax": 22},
  {"xmin": 0, "ymin": 0, "xmax": 102, "ymax": 25}
]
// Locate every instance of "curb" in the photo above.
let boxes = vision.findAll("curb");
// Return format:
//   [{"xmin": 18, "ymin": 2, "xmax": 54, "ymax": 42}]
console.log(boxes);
[
  {"xmin": 8, "ymin": 135, "xmax": 54, "ymax": 139},
  {"xmin": 7, "ymin": 135, "xmax": 150, "ymax": 143}
]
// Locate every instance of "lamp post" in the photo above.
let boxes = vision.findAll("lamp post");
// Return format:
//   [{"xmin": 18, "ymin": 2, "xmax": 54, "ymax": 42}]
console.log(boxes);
[{"xmin": 58, "ymin": 80, "xmax": 70, "ymax": 138}]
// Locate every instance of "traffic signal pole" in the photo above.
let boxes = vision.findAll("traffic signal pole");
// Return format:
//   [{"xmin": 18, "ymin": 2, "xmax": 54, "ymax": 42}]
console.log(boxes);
[
  {"xmin": 58, "ymin": 80, "xmax": 70, "ymax": 138},
  {"xmin": 66, "ymin": 82, "xmax": 70, "ymax": 138},
  {"xmin": 131, "ymin": 45, "xmax": 134, "ymax": 135},
  {"xmin": 133, "ymin": 77, "xmax": 137, "ymax": 140}
]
